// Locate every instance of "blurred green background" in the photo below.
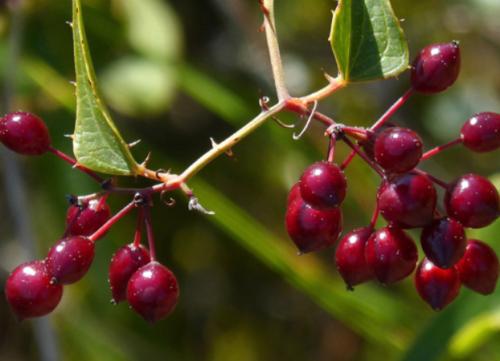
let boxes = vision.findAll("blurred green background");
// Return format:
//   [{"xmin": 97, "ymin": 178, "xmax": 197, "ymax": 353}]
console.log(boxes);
[{"xmin": 0, "ymin": 0, "xmax": 499, "ymax": 360}]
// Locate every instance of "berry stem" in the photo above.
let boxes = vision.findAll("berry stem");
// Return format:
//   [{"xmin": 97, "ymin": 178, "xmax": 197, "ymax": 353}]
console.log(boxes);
[
  {"xmin": 371, "ymin": 88, "xmax": 414, "ymax": 131},
  {"xmin": 89, "ymin": 200, "xmax": 136, "ymax": 242},
  {"xmin": 143, "ymin": 204, "xmax": 157, "ymax": 261},
  {"xmin": 340, "ymin": 150, "xmax": 357, "ymax": 170},
  {"xmin": 370, "ymin": 203, "xmax": 380, "ymax": 229},
  {"xmin": 421, "ymin": 138, "xmax": 462, "ymax": 160},
  {"xmin": 48, "ymin": 146, "xmax": 104, "ymax": 183},
  {"xmin": 327, "ymin": 136, "xmax": 336, "ymax": 162},
  {"xmin": 133, "ymin": 208, "xmax": 144, "ymax": 248},
  {"xmin": 414, "ymin": 169, "xmax": 449, "ymax": 189},
  {"xmin": 340, "ymin": 136, "xmax": 385, "ymax": 177}
]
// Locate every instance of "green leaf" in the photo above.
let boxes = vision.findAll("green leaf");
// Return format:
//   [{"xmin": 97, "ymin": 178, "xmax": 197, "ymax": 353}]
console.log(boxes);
[
  {"xmin": 329, "ymin": 0, "xmax": 409, "ymax": 82},
  {"xmin": 72, "ymin": 0, "xmax": 139, "ymax": 175}
]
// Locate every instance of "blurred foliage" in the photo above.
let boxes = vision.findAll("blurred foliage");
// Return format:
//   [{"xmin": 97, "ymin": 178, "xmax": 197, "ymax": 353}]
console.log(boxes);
[{"xmin": 0, "ymin": 0, "xmax": 499, "ymax": 361}]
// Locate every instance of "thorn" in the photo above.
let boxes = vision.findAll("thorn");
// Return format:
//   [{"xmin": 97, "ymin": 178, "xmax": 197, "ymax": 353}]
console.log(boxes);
[
  {"xmin": 128, "ymin": 139, "xmax": 141, "ymax": 148},
  {"xmin": 65, "ymin": 21, "xmax": 73, "ymax": 28},
  {"xmin": 400, "ymin": 18, "xmax": 406, "ymax": 22},
  {"xmin": 155, "ymin": 168, "xmax": 170, "ymax": 179},
  {"xmin": 188, "ymin": 196, "xmax": 215, "ymax": 215},
  {"xmin": 140, "ymin": 152, "xmax": 151, "ymax": 167},
  {"xmin": 210, "ymin": 137, "xmax": 218, "ymax": 149},
  {"xmin": 69, "ymin": 81, "xmax": 77, "ymax": 87},
  {"xmin": 64, "ymin": 134, "xmax": 74, "ymax": 139},
  {"xmin": 323, "ymin": 71, "xmax": 337, "ymax": 84}
]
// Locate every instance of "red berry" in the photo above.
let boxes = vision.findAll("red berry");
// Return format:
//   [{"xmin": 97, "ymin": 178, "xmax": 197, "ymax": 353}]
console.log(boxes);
[
  {"xmin": 66, "ymin": 197, "xmax": 111, "ymax": 238},
  {"xmin": 285, "ymin": 194, "xmax": 342, "ymax": 253},
  {"xmin": 299, "ymin": 161, "xmax": 347, "ymax": 209},
  {"xmin": 377, "ymin": 173, "xmax": 437, "ymax": 228},
  {"xmin": 360, "ymin": 123, "xmax": 396, "ymax": 160},
  {"xmin": 421, "ymin": 217, "xmax": 466, "ymax": 269},
  {"xmin": 374, "ymin": 127, "xmax": 423, "ymax": 174},
  {"xmin": 126, "ymin": 262, "xmax": 179, "ymax": 323},
  {"xmin": 456, "ymin": 240, "xmax": 499, "ymax": 295},
  {"xmin": 287, "ymin": 182, "xmax": 301, "ymax": 205},
  {"xmin": 0, "ymin": 112, "xmax": 51, "ymax": 155},
  {"xmin": 365, "ymin": 226, "xmax": 418, "ymax": 284},
  {"xmin": 415, "ymin": 258, "xmax": 461, "ymax": 311},
  {"xmin": 411, "ymin": 41, "xmax": 460, "ymax": 94},
  {"xmin": 445, "ymin": 174, "xmax": 499, "ymax": 228},
  {"xmin": 46, "ymin": 236, "xmax": 95, "ymax": 284},
  {"xmin": 109, "ymin": 244, "xmax": 151, "ymax": 303},
  {"xmin": 335, "ymin": 227, "xmax": 374, "ymax": 289},
  {"xmin": 461, "ymin": 112, "xmax": 500, "ymax": 153},
  {"xmin": 5, "ymin": 260, "xmax": 63, "ymax": 320}
]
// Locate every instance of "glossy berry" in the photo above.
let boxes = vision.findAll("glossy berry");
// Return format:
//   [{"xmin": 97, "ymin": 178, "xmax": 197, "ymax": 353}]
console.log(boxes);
[
  {"xmin": 421, "ymin": 217, "xmax": 466, "ymax": 269},
  {"xmin": 335, "ymin": 227, "xmax": 374, "ymax": 289},
  {"xmin": 5, "ymin": 260, "xmax": 63, "ymax": 320},
  {"xmin": 461, "ymin": 112, "xmax": 500, "ymax": 153},
  {"xmin": 411, "ymin": 41, "xmax": 460, "ymax": 94},
  {"xmin": 46, "ymin": 236, "xmax": 95, "ymax": 284},
  {"xmin": 374, "ymin": 127, "xmax": 423, "ymax": 173},
  {"xmin": 415, "ymin": 258, "xmax": 461, "ymax": 311},
  {"xmin": 456, "ymin": 240, "xmax": 499, "ymax": 295},
  {"xmin": 377, "ymin": 173, "xmax": 436, "ymax": 228},
  {"xmin": 299, "ymin": 161, "xmax": 347, "ymax": 209},
  {"xmin": 445, "ymin": 174, "xmax": 499, "ymax": 228},
  {"xmin": 365, "ymin": 226, "xmax": 418, "ymax": 284},
  {"xmin": 66, "ymin": 198, "xmax": 111, "ymax": 238},
  {"xmin": 287, "ymin": 182, "xmax": 301, "ymax": 205},
  {"xmin": 360, "ymin": 123, "xmax": 396, "ymax": 160},
  {"xmin": 0, "ymin": 112, "xmax": 51, "ymax": 155},
  {"xmin": 109, "ymin": 244, "xmax": 151, "ymax": 303},
  {"xmin": 127, "ymin": 262, "xmax": 179, "ymax": 323},
  {"xmin": 285, "ymin": 194, "xmax": 342, "ymax": 253}
]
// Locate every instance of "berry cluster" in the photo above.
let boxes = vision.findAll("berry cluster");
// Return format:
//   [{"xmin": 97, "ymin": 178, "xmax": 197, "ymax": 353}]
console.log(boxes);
[
  {"xmin": 1, "ymin": 112, "xmax": 179, "ymax": 322},
  {"xmin": 286, "ymin": 42, "xmax": 500, "ymax": 310}
]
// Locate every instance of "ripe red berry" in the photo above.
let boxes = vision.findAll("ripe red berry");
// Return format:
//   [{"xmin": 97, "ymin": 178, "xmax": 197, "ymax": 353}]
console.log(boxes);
[
  {"xmin": 456, "ymin": 240, "xmax": 499, "ymax": 295},
  {"xmin": 420, "ymin": 217, "xmax": 466, "ymax": 269},
  {"xmin": 285, "ymin": 194, "xmax": 342, "ymax": 253},
  {"xmin": 411, "ymin": 41, "xmax": 461, "ymax": 94},
  {"xmin": 445, "ymin": 174, "xmax": 499, "ymax": 228},
  {"xmin": 377, "ymin": 173, "xmax": 437, "ymax": 228},
  {"xmin": 365, "ymin": 226, "xmax": 418, "ymax": 284},
  {"xmin": 127, "ymin": 262, "xmax": 179, "ymax": 323},
  {"xmin": 299, "ymin": 161, "xmax": 347, "ymax": 209},
  {"xmin": 5, "ymin": 260, "xmax": 63, "ymax": 320},
  {"xmin": 66, "ymin": 197, "xmax": 111, "ymax": 238},
  {"xmin": 374, "ymin": 127, "xmax": 423, "ymax": 174},
  {"xmin": 460, "ymin": 112, "xmax": 500, "ymax": 153},
  {"xmin": 287, "ymin": 182, "xmax": 301, "ymax": 205},
  {"xmin": 360, "ymin": 123, "xmax": 396, "ymax": 160},
  {"xmin": 335, "ymin": 227, "xmax": 374, "ymax": 289},
  {"xmin": 46, "ymin": 236, "xmax": 95, "ymax": 284},
  {"xmin": 109, "ymin": 244, "xmax": 151, "ymax": 303},
  {"xmin": 0, "ymin": 112, "xmax": 51, "ymax": 155},
  {"xmin": 414, "ymin": 258, "xmax": 461, "ymax": 311}
]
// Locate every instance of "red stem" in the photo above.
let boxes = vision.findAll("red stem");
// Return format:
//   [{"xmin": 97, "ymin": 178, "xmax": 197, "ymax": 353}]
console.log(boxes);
[
  {"xmin": 414, "ymin": 169, "xmax": 449, "ymax": 189},
  {"xmin": 421, "ymin": 138, "xmax": 462, "ymax": 161},
  {"xmin": 340, "ymin": 149, "xmax": 356, "ymax": 170},
  {"xmin": 370, "ymin": 203, "xmax": 380, "ymax": 229},
  {"xmin": 133, "ymin": 208, "xmax": 144, "ymax": 247},
  {"xmin": 48, "ymin": 146, "xmax": 104, "ymax": 184},
  {"xmin": 89, "ymin": 201, "xmax": 136, "ymax": 242},
  {"xmin": 341, "ymin": 136, "xmax": 385, "ymax": 177},
  {"xmin": 143, "ymin": 205, "xmax": 157, "ymax": 261},
  {"xmin": 371, "ymin": 88, "xmax": 414, "ymax": 131},
  {"xmin": 327, "ymin": 136, "xmax": 336, "ymax": 162}
]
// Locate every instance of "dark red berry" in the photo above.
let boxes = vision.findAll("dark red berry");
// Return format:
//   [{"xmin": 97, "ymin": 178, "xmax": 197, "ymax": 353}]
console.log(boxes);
[
  {"xmin": 66, "ymin": 197, "xmax": 111, "ymax": 238},
  {"xmin": 0, "ymin": 112, "xmax": 51, "ymax": 155},
  {"xmin": 456, "ymin": 240, "xmax": 499, "ymax": 295},
  {"xmin": 285, "ymin": 194, "xmax": 342, "ymax": 253},
  {"xmin": 5, "ymin": 260, "xmax": 63, "ymax": 320},
  {"xmin": 445, "ymin": 174, "xmax": 499, "ymax": 228},
  {"xmin": 415, "ymin": 258, "xmax": 461, "ymax": 311},
  {"xmin": 421, "ymin": 217, "xmax": 466, "ymax": 269},
  {"xmin": 299, "ymin": 161, "xmax": 347, "ymax": 209},
  {"xmin": 46, "ymin": 236, "xmax": 95, "ymax": 284},
  {"xmin": 374, "ymin": 127, "xmax": 423, "ymax": 174},
  {"xmin": 127, "ymin": 262, "xmax": 179, "ymax": 323},
  {"xmin": 377, "ymin": 173, "xmax": 437, "ymax": 228},
  {"xmin": 335, "ymin": 227, "xmax": 374, "ymax": 288},
  {"xmin": 461, "ymin": 112, "xmax": 500, "ymax": 153},
  {"xmin": 287, "ymin": 182, "xmax": 301, "ymax": 205},
  {"xmin": 360, "ymin": 123, "xmax": 396, "ymax": 160},
  {"xmin": 365, "ymin": 226, "xmax": 418, "ymax": 284},
  {"xmin": 411, "ymin": 41, "xmax": 460, "ymax": 94},
  {"xmin": 109, "ymin": 244, "xmax": 151, "ymax": 303}
]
